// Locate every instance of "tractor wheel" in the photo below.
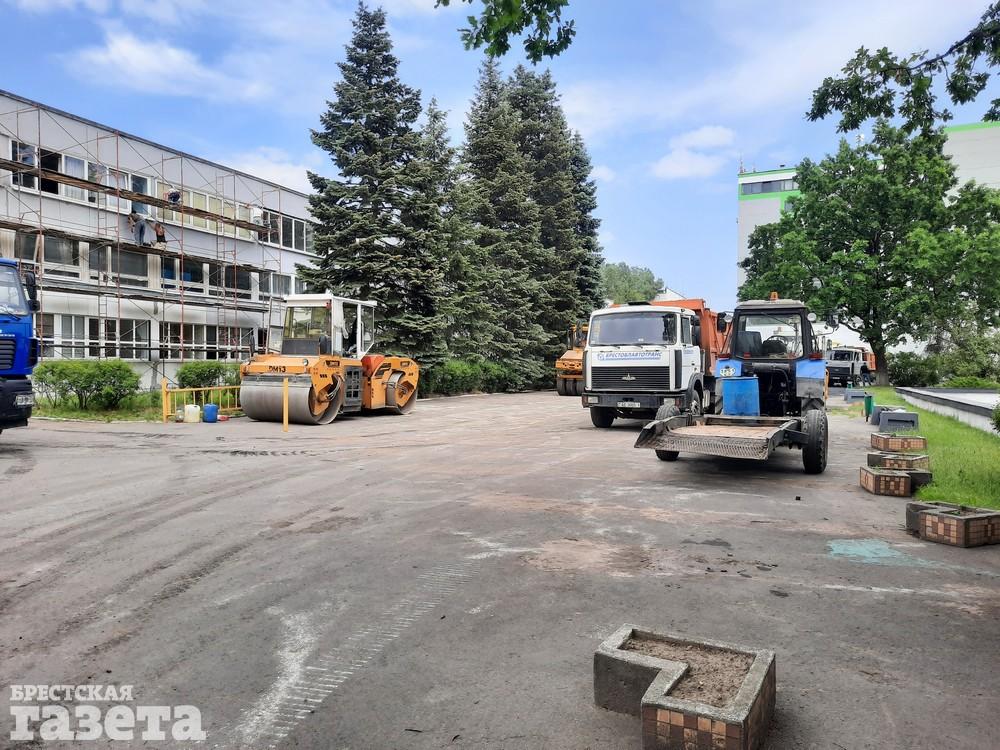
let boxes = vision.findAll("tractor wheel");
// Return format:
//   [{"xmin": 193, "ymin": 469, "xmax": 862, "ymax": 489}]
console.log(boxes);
[
  {"xmin": 654, "ymin": 404, "xmax": 680, "ymax": 462},
  {"xmin": 556, "ymin": 378, "xmax": 567, "ymax": 396},
  {"xmin": 590, "ymin": 406, "xmax": 615, "ymax": 428},
  {"xmin": 802, "ymin": 409, "xmax": 828, "ymax": 474}
]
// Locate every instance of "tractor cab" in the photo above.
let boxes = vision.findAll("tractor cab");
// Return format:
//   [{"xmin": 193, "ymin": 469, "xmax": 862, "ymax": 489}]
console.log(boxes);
[
  {"xmin": 279, "ymin": 294, "xmax": 376, "ymax": 357},
  {"xmin": 714, "ymin": 295, "xmax": 826, "ymax": 417}
]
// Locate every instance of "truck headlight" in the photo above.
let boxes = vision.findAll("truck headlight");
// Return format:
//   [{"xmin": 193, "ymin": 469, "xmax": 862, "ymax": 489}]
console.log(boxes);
[
  {"xmin": 587, "ymin": 396, "xmax": 599, "ymax": 404},
  {"xmin": 15, "ymin": 393, "xmax": 35, "ymax": 407}
]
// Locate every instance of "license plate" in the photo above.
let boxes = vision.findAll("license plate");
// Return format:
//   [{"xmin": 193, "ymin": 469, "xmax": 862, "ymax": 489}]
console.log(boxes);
[
  {"xmin": 617, "ymin": 401, "xmax": 641, "ymax": 408},
  {"xmin": 15, "ymin": 393, "xmax": 34, "ymax": 406}
]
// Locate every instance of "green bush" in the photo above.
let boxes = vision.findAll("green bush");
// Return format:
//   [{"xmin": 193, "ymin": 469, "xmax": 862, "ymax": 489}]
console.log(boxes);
[
  {"xmin": 32, "ymin": 359, "xmax": 140, "ymax": 409},
  {"xmin": 420, "ymin": 358, "xmax": 522, "ymax": 395},
  {"xmin": 941, "ymin": 376, "xmax": 1000, "ymax": 390},
  {"xmin": 93, "ymin": 359, "xmax": 141, "ymax": 408},
  {"xmin": 176, "ymin": 361, "xmax": 235, "ymax": 389},
  {"xmin": 993, "ymin": 403, "xmax": 1000, "ymax": 434},
  {"xmin": 887, "ymin": 352, "xmax": 940, "ymax": 387}
]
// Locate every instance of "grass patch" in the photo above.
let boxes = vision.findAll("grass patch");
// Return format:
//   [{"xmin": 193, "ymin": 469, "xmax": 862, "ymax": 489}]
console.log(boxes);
[
  {"xmin": 866, "ymin": 386, "xmax": 1000, "ymax": 508},
  {"xmin": 33, "ymin": 391, "xmax": 162, "ymax": 423}
]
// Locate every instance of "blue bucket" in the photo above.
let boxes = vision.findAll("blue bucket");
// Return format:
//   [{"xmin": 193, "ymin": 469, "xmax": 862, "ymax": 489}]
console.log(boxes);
[
  {"xmin": 721, "ymin": 377, "xmax": 760, "ymax": 416},
  {"xmin": 203, "ymin": 403, "xmax": 219, "ymax": 423}
]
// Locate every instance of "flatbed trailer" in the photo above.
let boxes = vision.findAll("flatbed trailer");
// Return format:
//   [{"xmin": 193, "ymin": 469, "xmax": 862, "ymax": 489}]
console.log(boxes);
[{"xmin": 635, "ymin": 412, "xmax": 824, "ymax": 469}]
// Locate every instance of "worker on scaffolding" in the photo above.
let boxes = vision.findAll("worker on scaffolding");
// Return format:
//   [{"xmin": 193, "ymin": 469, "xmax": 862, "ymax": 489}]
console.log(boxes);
[
  {"xmin": 153, "ymin": 221, "xmax": 167, "ymax": 250},
  {"xmin": 128, "ymin": 206, "xmax": 150, "ymax": 246}
]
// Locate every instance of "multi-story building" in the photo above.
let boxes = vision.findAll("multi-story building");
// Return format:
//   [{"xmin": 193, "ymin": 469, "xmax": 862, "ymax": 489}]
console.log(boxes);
[
  {"xmin": 0, "ymin": 89, "xmax": 317, "ymax": 388},
  {"xmin": 736, "ymin": 122, "xmax": 1000, "ymax": 287}
]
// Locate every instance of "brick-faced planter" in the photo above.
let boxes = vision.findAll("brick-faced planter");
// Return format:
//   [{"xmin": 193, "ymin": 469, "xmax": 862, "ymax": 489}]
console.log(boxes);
[
  {"xmin": 860, "ymin": 466, "xmax": 912, "ymax": 497},
  {"xmin": 911, "ymin": 502, "xmax": 1000, "ymax": 547},
  {"xmin": 595, "ymin": 625, "xmax": 775, "ymax": 750},
  {"xmin": 871, "ymin": 433, "xmax": 928, "ymax": 452},
  {"xmin": 866, "ymin": 452, "xmax": 930, "ymax": 470}
]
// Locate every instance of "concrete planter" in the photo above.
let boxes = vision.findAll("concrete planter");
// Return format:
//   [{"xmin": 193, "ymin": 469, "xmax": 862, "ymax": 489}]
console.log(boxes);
[
  {"xmin": 594, "ymin": 624, "xmax": 775, "ymax": 750},
  {"xmin": 871, "ymin": 433, "xmax": 928, "ymax": 452},
  {"xmin": 910, "ymin": 502, "xmax": 1000, "ymax": 548},
  {"xmin": 867, "ymin": 452, "xmax": 930, "ymax": 470},
  {"xmin": 860, "ymin": 466, "xmax": 912, "ymax": 497}
]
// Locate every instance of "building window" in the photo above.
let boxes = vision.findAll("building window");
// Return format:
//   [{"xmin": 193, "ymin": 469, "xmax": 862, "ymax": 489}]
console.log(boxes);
[
  {"xmin": 261, "ymin": 272, "xmax": 291, "ymax": 297},
  {"xmin": 224, "ymin": 266, "xmax": 253, "ymax": 299},
  {"xmin": 741, "ymin": 178, "xmax": 798, "ymax": 196},
  {"xmin": 305, "ymin": 223, "xmax": 315, "ymax": 254},
  {"xmin": 16, "ymin": 233, "xmax": 81, "ymax": 278},
  {"xmin": 281, "ymin": 215, "xmax": 294, "ymax": 248},
  {"xmin": 60, "ymin": 314, "xmax": 86, "ymax": 359},
  {"xmin": 260, "ymin": 211, "xmax": 280, "ymax": 245},
  {"xmin": 39, "ymin": 313, "xmax": 55, "ymax": 358},
  {"xmin": 160, "ymin": 322, "xmax": 198, "ymax": 359},
  {"xmin": 39, "ymin": 149, "xmax": 61, "ymax": 195},
  {"xmin": 11, "ymin": 141, "xmax": 37, "ymax": 189},
  {"xmin": 89, "ymin": 247, "xmax": 149, "ymax": 287},
  {"xmin": 62, "ymin": 155, "xmax": 87, "ymax": 201}
]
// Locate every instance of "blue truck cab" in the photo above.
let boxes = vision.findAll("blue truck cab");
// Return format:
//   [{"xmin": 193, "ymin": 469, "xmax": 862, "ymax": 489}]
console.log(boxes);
[{"xmin": 0, "ymin": 258, "xmax": 39, "ymax": 434}]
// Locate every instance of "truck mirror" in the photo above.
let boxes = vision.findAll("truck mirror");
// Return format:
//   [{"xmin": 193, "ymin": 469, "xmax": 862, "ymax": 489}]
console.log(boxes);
[
  {"xmin": 825, "ymin": 313, "xmax": 836, "ymax": 328},
  {"xmin": 23, "ymin": 270, "xmax": 38, "ymax": 301},
  {"xmin": 692, "ymin": 323, "xmax": 701, "ymax": 347},
  {"xmin": 716, "ymin": 313, "xmax": 727, "ymax": 333}
]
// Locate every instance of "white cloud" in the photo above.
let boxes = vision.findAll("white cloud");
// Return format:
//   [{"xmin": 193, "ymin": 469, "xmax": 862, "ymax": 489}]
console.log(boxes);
[
  {"xmin": 591, "ymin": 165, "xmax": 616, "ymax": 182},
  {"xmin": 67, "ymin": 25, "xmax": 271, "ymax": 102},
  {"xmin": 226, "ymin": 147, "xmax": 326, "ymax": 193},
  {"xmin": 598, "ymin": 230, "xmax": 616, "ymax": 246},
  {"xmin": 11, "ymin": 0, "xmax": 109, "ymax": 11},
  {"xmin": 651, "ymin": 149, "xmax": 729, "ymax": 180},
  {"xmin": 562, "ymin": 0, "xmax": 986, "ymax": 139},
  {"xmin": 669, "ymin": 125, "xmax": 734, "ymax": 151}
]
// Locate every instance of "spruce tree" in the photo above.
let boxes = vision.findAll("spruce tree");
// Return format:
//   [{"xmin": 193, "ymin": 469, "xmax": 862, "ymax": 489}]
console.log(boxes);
[
  {"xmin": 568, "ymin": 131, "xmax": 605, "ymax": 311},
  {"xmin": 507, "ymin": 66, "xmax": 601, "ymax": 340},
  {"xmin": 461, "ymin": 59, "xmax": 549, "ymax": 385},
  {"xmin": 303, "ymin": 2, "xmax": 442, "ymax": 359}
]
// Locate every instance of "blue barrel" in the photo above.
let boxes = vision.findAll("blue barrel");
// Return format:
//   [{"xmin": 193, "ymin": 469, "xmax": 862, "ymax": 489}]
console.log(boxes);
[
  {"xmin": 721, "ymin": 377, "xmax": 760, "ymax": 416},
  {"xmin": 203, "ymin": 403, "xmax": 219, "ymax": 423}
]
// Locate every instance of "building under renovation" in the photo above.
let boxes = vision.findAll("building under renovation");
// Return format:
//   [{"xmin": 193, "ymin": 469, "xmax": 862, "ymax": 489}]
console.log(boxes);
[{"xmin": 0, "ymin": 89, "xmax": 316, "ymax": 388}]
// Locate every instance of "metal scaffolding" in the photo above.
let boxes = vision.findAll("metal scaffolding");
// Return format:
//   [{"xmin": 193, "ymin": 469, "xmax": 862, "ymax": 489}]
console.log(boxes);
[{"xmin": 0, "ymin": 96, "xmax": 293, "ymax": 372}]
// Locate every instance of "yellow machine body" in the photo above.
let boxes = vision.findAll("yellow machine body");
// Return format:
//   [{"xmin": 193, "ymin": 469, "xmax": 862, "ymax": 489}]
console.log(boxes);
[
  {"xmin": 239, "ymin": 294, "xmax": 419, "ymax": 425},
  {"xmin": 555, "ymin": 322, "xmax": 588, "ymax": 396}
]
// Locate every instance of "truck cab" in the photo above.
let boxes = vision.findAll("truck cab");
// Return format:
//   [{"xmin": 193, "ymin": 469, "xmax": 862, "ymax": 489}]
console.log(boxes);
[
  {"xmin": 0, "ymin": 259, "xmax": 39, "ymax": 434},
  {"xmin": 826, "ymin": 347, "xmax": 873, "ymax": 387},
  {"xmin": 583, "ymin": 303, "xmax": 709, "ymax": 428}
]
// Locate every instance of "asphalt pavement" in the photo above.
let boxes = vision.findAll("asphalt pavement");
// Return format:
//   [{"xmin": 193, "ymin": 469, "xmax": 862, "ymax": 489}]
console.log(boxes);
[{"xmin": 1, "ymin": 392, "xmax": 997, "ymax": 749}]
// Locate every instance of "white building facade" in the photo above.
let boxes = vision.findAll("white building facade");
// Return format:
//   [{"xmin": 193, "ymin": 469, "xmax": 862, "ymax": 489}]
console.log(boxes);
[{"xmin": 0, "ymin": 90, "xmax": 318, "ymax": 388}]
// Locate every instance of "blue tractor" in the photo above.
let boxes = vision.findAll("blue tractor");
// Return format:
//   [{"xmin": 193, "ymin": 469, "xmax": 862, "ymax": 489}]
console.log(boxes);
[
  {"xmin": 0, "ymin": 258, "xmax": 39, "ymax": 436},
  {"xmin": 636, "ymin": 295, "xmax": 829, "ymax": 474}
]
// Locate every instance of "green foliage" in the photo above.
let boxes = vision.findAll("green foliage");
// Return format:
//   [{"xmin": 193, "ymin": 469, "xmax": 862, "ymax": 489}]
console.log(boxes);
[
  {"xmin": 303, "ymin": 3, "xmax": 445, "ymax": 361},
  {"xmin": 941, "ymin": 376, "xmax": 1000, "ymax": 390},
  {"xmin": 33, "ymin": 359, "xmax": 140, "ymax": 410},
  {"xmin": 176, "ymin": 361, "xmax": 240, "ymax": 389},
  {"xmin": 601, "ymin": 262, "xmax": 663, "ymax": 304},
  {"xmin": 809, "ymin": 4, "xmax": 1000, "ymax": 132},
  {"xmin": 927, "ymin": 321, "xmax": 1000, "ymax": 382},
  {"xmin": 887, "ymin": 352, "xmax": 940, "ymax": 388},
  {"xmin": 421, "ymin": 357, "xmax": 519, "ymax": 395},
  {"xmin": 435, "ymin": 0, "xmax": 575, "ymax": 62},
  {"xmin": 993, "ymin": 403, "xmax": 1000, "ymax": 434},
  {"xmin": 741, "ymin": 122, "xmax": 1000, "ymax": 386}
]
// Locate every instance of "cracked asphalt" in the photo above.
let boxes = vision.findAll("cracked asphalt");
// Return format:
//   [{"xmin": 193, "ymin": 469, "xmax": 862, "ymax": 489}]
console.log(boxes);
[{"xmin": 1, "ymin": 392, "xmax": 998, "ymax": 749}]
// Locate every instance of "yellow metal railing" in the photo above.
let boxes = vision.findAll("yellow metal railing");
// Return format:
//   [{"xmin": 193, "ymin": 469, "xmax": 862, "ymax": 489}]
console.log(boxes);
[{"xmin": 161, "ymin": 378, "xmax": 243, "ymax": 423}]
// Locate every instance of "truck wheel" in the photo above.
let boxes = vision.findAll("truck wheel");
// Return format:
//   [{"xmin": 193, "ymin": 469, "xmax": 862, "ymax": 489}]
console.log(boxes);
[
  {"xmin": 654, "ymin": 404, "xmax": 680, "ymax": 461},
  {"xmin": 802, "ymin": 409, "xmax": 828, "ymax": 474},
  {"xmin": 590, "ymin": 406, "xmax": 615, "ymax": 428}
]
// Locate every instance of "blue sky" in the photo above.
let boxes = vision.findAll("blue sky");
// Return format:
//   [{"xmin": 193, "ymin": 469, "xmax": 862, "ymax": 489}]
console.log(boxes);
[{"xmin": 2, "ymin": 0, "xmax": 993, "ymax": 310}]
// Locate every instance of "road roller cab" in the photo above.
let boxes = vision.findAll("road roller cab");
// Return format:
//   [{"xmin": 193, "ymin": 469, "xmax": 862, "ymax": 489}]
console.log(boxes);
[{"xmin": 240, "ymin": 294, "xmax": 419, "ymax": 424}]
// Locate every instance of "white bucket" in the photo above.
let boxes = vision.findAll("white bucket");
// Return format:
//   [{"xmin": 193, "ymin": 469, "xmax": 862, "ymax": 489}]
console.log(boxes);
[{"xmin": 183, "ymin": 404, "xmax": 201, "ymax": 424}]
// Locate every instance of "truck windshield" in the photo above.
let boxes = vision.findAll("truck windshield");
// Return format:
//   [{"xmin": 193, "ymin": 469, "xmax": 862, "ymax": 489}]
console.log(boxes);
[
  {"xmin": 0, "ymin": 266, "xmax": 30, "ymax": 316},
  {"xmin": 831, "ymin": 350, "xmax": 856, "ymax": 361},
  {"xmin": 730, "ymin": 313, "xmax": 804, "ymax": 359},
  {"xmin": 589, "ymin": 313, "xmax": 676, "ymax": 346}
]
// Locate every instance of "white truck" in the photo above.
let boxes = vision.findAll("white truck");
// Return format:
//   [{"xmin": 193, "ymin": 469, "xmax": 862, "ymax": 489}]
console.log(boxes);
[{"xmin": 582, "ymin": 301, "xmax": 725, "ymax": 428}]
